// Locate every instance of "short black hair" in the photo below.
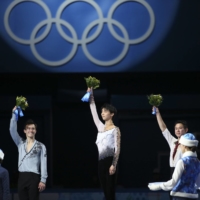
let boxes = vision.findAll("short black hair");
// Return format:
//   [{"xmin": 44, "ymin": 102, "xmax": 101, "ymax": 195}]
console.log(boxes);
[
  {"xmin": 174, "ymin": 120, "xmax": 188, "ymax": 129},
  {"xmin": 24, "ymin": 119, "xmax": 37, "ymax": 130},
  {"xmin": 101, "ymin": 103, "xmax": 117, "ymax": 116}
]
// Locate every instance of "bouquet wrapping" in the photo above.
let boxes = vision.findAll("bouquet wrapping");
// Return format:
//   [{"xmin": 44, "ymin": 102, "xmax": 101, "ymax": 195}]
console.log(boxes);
[
  {"xmin": 81, "ymin": 76, "xmax": 100, "ymax": 102},
  {"xmin": 14, "ymin": 96, "xmax": 28, "ymax": 120}
]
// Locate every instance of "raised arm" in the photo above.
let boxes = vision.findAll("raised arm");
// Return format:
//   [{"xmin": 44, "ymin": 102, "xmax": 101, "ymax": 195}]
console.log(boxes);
[
  {"xmin": 154, "ymin": 107, "xmax": 167, "ymax": 132},
  {"xmin": 154, "ymin": 107, "xmax": 175, "ymax": 144},
  {"xmin": 89, "ymin": 88, "xmax": 104, "ymax": 131},
  {"xmin": 112, "ymin": 127, "xmax": 121, "ymax": 168},
  {"xmin": 9, "ymin": 107, "xmax": 23, "ymax": 147}
]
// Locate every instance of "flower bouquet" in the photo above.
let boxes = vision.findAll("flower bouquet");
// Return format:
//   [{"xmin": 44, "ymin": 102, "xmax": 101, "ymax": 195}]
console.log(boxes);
[
  {"xmin": 14, "ymin": 96, "xmax": 28, "ymax": 120},
  {"xmin": 147, "ymin": 94, "xmax": 163, "ymax": 114},
  {"xmin": 81, "ymin": 76, "xmax": 100, "ymax": 102},
  {"xmin": 16, "ymin": 96, "xmax": 28, "ymax": 110}
]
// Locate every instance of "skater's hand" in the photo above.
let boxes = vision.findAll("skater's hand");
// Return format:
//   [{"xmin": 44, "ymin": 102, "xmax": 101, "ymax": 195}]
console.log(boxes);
[
  {"xmin": 152, "ymin": 106, "xmax": 159, "ymax": 114},
  {"xmin": 38, "ymin": 182, "xmax": 46, "ymax": 192},
  {"xmin": 87, "ymin": 87, "xmax": 93, "ymax": 93},
  {"xmin": 109, "ymin": 165, "xmax": 116, "ymax": 175},
  {"xmin": 87, "ymin": 88, "xmax": 93, "ymax": 101},
  {"xmin": 12, "ymin": 106, "xmax": 17, "ymax": 112}
]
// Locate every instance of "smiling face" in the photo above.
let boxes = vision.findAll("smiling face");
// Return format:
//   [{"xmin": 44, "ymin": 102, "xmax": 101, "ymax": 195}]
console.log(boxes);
[
  {"xmin": 174, "ymin": 123, "xmax": 188, "ymax": 138},
  {"xmin": 24, "ymin": 124, "xmax": 36, "ymax": 139},
  {"xmin": 101, "ymin": 108, "xmax": 114, "ymax": 121}
]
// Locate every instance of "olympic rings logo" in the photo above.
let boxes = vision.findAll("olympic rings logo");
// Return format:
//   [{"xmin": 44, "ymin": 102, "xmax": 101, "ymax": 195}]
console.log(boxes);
[{"xmin": 4, "ymin": 0, "xmax": 155, "ymax": 67}]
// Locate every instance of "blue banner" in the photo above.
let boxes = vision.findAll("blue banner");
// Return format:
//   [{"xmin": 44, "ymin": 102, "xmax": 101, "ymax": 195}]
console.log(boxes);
[{"xmin": 0, "ymin": 0, "xmax": 180, "ymax": 72}]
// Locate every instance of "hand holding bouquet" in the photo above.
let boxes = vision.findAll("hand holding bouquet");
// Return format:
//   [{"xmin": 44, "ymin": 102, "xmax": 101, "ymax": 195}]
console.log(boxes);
[
  {"xmin": 147, "ymin": 94, "xmax": 163, "ymax": 114},
  {"xmin": 81, "ymin": 76, "xmax": 100, "ymax": 102},
  {"xmin": 14, "ymin": 96, "xmax": 28, "ymax": 120}
]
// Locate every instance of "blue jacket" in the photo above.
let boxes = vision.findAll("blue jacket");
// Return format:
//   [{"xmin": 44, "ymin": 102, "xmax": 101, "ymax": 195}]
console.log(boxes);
[
  {"xmin": 172, "ymin": 155, "xmax": 200, "ymax": 194},
  {"xmin": 0, "ymin": 165, "xmax": 10, "ymax": 200},
  {"xmin": 161, "ymin": 151, "xmax": 200, "ymax": 199}
]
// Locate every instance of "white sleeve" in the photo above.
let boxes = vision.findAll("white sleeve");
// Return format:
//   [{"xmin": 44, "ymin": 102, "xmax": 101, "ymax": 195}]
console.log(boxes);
[
  {"xmin": 40, "ymin": 144, "xmax": 48, "ymax": 184},
  {"xmin": 160, "ymin": 160, "xmax": 184, "ymax": 191},
  {"xmin": 162, "ymin": 128, "xmax": 177, "ymax": 147},
  {"xmin": 89, "ymin": 93, "xmax": 104, "ymax": 132}
]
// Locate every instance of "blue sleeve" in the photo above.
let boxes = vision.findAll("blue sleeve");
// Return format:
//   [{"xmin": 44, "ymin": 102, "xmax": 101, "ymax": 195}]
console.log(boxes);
[
  {"xmin": 40, "ymin": 145, "xmax": 48, "ymax": 184},
  {"xmin": 9, "ymin": 113, "xmax": 23, "ymax": 147}
]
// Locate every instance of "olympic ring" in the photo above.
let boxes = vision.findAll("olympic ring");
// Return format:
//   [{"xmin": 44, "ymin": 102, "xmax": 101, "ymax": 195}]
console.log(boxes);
[
  {"xmin": 108, "ymin": 0, "xmax": 155, "ymax": 44},
  {"xmin": 82, "ymin": 18, "xmax": 129, "ymax": 66},
  {"xmin": 30, "ymin": 18, "xmax": 78, "ymax": 66},
  {"xmin": 4, "ymin": 0, "xmax": 52, "ymax": 45},
  {"xmin": 4, "ymin": 0, "xmax": 155, "ymax": 67},
  {"xmin": 56, "ymin": 0, "xmax": 104, "ymax": 44}
]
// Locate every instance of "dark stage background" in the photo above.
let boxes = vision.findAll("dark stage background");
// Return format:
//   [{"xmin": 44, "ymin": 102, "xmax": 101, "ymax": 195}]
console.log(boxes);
[
  {"xmin": 1, "ymin": 73, "xmax": 200, "ymax": 189},
  {"xmin": 0, "ymin": 0, "xmax": 199, "ymax": 190}
]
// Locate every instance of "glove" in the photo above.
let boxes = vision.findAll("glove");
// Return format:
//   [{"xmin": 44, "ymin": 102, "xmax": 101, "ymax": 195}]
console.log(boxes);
[{"xmin": 148, "ymin": 183, "xmax": 161, "ymax": 191}]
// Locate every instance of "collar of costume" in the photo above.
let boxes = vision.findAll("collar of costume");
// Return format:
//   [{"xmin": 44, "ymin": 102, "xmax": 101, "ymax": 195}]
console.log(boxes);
[{"xmin": 182, "ymin": 151, "xmax": 197, "ymax": 158}]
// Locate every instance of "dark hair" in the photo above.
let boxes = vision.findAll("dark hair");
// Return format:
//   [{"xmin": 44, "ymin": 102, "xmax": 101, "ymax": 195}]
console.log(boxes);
[
  {"xmin": 101, "ymin": 103, "xmax": 117, "ymax": 116},
  {"xmin": 0, "ymin": 159, "xmax": 3, "ymax": 164},
  {"xmin": 187, "ymin": 146, "xmax": 197, "ymax": 152},
  {"xmin": 174, "ymin": 120, "xmax": 188, "ymax": 129},
  {"xmin": 24, "ymin": 119, "xmax": 37, "ymax": 130}
]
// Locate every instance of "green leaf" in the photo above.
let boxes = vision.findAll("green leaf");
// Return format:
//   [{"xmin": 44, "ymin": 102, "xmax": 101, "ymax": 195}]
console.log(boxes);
[
  {"xmin": 147, "ymin": 94, "xmax": 163, "ymax": 107},
  {"xmin": 16, "ymin": 96, "xmax": 29, "ymax": 110},
  {"xmin": 84, "ymin": 76, "xmax": 100, "ymax": 89}
]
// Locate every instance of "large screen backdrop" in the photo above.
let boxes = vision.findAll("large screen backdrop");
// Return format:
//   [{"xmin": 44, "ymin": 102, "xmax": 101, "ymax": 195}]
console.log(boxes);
[{"xmin": 0, "ymin": 0, "xmax": 199, "ymax": 72}]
